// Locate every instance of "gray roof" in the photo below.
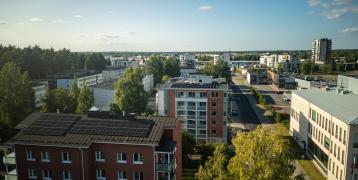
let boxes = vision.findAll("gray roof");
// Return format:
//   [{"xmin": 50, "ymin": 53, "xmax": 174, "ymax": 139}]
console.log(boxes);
[
  {"xmin": 90, "ymin": 81, "xmax": 116, "ymax": 90},
  {"xmin": 7, "ymin": 112, "xmax": 178, "ymax": 147},
  {"xmin": 293, "ymin": 89, "xmax": 358, "ymax": 125}
]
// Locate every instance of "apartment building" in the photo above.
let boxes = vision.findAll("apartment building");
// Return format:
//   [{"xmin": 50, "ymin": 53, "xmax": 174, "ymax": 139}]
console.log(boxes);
[
  {"xmin": 157, "ymin": 75, "xmax": 228, "ymax": 144},
  {"xmin": 109, "ymin": 57, "xmax": 139, "ymax": 68},
  {"xmin": 56, "ymin": 73, "xmax": 103, "ymax": 90},
  {"xmin": 179, "ymin": 54, "xmax": 195, "ymax": 68},
  {"xmin": 3, "ymin": 112, "xmax": 182, "ymax": 180},
  {"xmin": 289, "ymin": 88, "xmax": 358, "ymax": 180},
  {"xmin": 311, "ymin": 38, "xmax": 332, "ymax": 64},
  {"xmin": 32, "ymin": 80, "xmax": 48, "ymax": 108}
]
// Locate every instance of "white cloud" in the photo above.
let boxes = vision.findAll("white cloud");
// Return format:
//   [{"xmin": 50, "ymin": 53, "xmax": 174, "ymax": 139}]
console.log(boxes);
[
  {"xmin": 307, "ymin": 11, "xmax": 315, "ymax": 15},
  {"xmin": 307, "ymin": 0, "xmax": 320, "ymax": 6},
  {"xmin": 29, "ymin": 17, "xmax": 42, "ymax": 22},
  {"xmin": 73, "ymin": 15, "xmax": 82, "ymax": 18},
  {"xmin": 341, "ymin": 26, "xmax": 358, "ymax": 33},
  {"xmin": 321, "ymin": 6, "xmax": 358, "ymax": 19},
  {"xmin": 52, "ymin": 19, "xmax": 65, "ymax": 24},
  {"xmin": 16, "ymin": 22, "xmax": 24, "ymax": 25},
  {"xmin": 197, "ymin": 5, "xmax": 213, "ymax": 11},
  {"xmin": 0, "ymin": 21, "xmax": 6, "ymax": 25}
]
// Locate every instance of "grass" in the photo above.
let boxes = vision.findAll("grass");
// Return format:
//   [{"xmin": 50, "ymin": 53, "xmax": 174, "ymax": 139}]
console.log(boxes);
[{"xmin": 273, "ymin": 122, "xmax": 326, "ymax": 180}]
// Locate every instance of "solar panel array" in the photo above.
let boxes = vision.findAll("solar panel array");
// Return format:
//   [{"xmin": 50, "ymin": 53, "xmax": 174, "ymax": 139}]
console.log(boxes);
[
  {"xmin": 23, "ymin": 115, "xmax": 80, "ymax": 136},
  {"xmin": 68, "ymin": 118, "xmax": 153, "ymax": 137},
  {"xmin": 171, "ymin": 82, "xmax": 219, "ymax": 89}
]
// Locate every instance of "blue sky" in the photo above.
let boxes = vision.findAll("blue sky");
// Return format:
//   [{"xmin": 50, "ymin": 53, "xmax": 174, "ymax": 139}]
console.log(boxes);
[{"xmin": 0, "ymin": 0, "xmax": 357, "ymax": 51}]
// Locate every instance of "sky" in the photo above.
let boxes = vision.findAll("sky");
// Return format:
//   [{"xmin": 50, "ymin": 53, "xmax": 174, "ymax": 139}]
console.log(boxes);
[{"xmin": 0, "ymin": 0, "xmax": 357, "ymax": 52}]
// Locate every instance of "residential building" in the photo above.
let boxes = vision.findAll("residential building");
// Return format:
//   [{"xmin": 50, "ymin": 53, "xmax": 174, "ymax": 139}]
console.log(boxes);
[
  {"xmin": 179, "ymin": 54, "xmax": 196, "ymax": 68},
  {"xmin": 142, "ymin": 74, "xmax": 154, "ymax": 94},
  {"xmin": 337, "ymin": 75, "xmax": 358, "ymax": 94},
  {"xmin": 32, "ymin": 80, "xmax": 48, "ymax": 108},
  {"xmin": 157, "ymin": 75, "xmax": 228, "ymax": 144},
  {"xmin": 109, "ymin": 57, "xmax": 139, "ymax": 68},
  {"xmin": 260, "ymin": 54, "xmax": 278, "ymax": 68},
  {"xmin": 246, "ymin": 69, "xmax": 268, "ymax": 85},
  {"xmin": 102, "ymin": 68, "xmax": 125, "ymax": 82},
  {"xmin": 3, "ymin": 112, "xmax": 182, "ymax": 180},
  {"xmin": 56, "ymin": 73, "xmax": 103, "ymax": 90},
  {"xmin": 267, "ymin": 71, "xmax": 297, "ymax": 89},
  {"xmin": 311, "ymin": 38, "xmax": 332, "ymax": 64},
  {"xmin": 289, "ymin": 88, "xmax": 358, "ymax": 180}
]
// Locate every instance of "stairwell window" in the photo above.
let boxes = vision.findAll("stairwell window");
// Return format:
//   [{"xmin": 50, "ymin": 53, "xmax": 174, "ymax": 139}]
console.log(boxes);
[{"xmin": 133, "ymin": 153, "xmax": 143, "ymax": 164}]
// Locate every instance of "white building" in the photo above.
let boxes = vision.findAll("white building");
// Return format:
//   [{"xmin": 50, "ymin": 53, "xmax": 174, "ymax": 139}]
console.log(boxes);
[
  {"xmin": 102, "ymin": 68, "xmax": 125, "ymax": 82},
  {"xmin": 179, "ymin": 54, "xmax": 196, "ymax": 68},
  {"xmin": 142, "ymin": 74, "xmax": 154, "ymax": 94},
  {"xmin": 290, "ymin": 88, "xmax": 358, "ymax": 180},
  {"xmin": 91, "ymin": 81, "xmax": 116, "ymax": 111},
  {"xmin": 57, "ymin": 73, "xmax": 103, "ymax": 90},
  {"xmin": 109, "ymin": 57, "xmax": 139, "ymax": 68},
  {"xmin": 32, "ymin": 81, "xmax": 48, "ymax": 108}
]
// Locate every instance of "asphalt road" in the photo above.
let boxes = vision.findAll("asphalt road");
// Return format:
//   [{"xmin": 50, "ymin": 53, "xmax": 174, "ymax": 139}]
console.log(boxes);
[{"xmin": 229, "ymin": 84, "xmax": 260, "ymax": 131}]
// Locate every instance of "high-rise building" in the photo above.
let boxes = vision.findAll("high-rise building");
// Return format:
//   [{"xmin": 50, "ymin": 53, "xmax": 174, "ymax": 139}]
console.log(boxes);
[
  {"xmin": 311, "ymin": 38, "xmax": 332, "ymax": 64},
  {"xmin": 157, "ymin": 74, "xmax": 228, "ymax": 144},
  {"xmin": 3, "ymin": 112, "xmax": 182, "ymax": 180},
  {"xmin": 179, "ymin": 54, "xmax": 196, "ymax": 68}
]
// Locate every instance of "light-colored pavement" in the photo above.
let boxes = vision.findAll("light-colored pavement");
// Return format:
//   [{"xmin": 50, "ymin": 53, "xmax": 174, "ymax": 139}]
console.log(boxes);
[{"xmin": 233, "ymin": 75, "xmax": 310, "ymax": 180}]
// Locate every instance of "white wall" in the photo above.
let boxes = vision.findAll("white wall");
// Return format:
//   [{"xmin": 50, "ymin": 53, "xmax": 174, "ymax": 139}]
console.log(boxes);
[{"xmin": 92, "ymin": 87, "xmax": 115, "ymax": 111}]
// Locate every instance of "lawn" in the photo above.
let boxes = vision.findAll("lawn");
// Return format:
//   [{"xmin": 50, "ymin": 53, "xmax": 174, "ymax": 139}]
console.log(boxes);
[{"xmin": 273, "ymin": 122, "xmax": 326, "ymax": 180}]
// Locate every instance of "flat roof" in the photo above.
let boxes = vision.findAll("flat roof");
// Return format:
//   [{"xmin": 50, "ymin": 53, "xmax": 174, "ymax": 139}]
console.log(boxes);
[
  {"xmin": 7, "ymin": 112, "xmax": 178, "ymax": 147},
  {"xmin": 90, "ymin": 81, "xmax": 116, "ymax": 90},
  {"xmin": 293, "ymin": 89, "xmax": 358, "ymax": 125}
]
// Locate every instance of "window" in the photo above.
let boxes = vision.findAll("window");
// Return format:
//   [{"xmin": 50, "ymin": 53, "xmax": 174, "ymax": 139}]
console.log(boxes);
[
  {"xmin": 199, "ymin": 102, "xmax": 206, "ymax": 107},
  {"xmin": 335, "ymin": 125, "xmax": 338, "ymax": 139},
  {"xmin": 311, "ymin": 109, "xmax": 317, "ymax": 121},
  {"xmin": 177, "ymin": 101, "xmax": 184, "ymax": 106},
  {"xmin": 187, "ymin": 102, "xmax": 196, "ymax": 106},
  {"xmin": 199, "ymin": 92, "xmax": 207, "ymax": 98},
  {"xmin": 338, "ymin": 147, "xmax": 340, "ymax": 161},
  {"xmin": 188, "ymin": 92, "xmax": 195, "ymax": 98},
  {"xmin": 211, "ymin": 102, "xmax": 216, "ymax": 106},
  {"xmin": 211, "ymin": 92, "xmax": 218, "ymax": 97},
  {"xmin": 199, "ymin": 111, "xmax": 206, "ymax": 116},
  {"xmin": 41, "ymin": 151, "xmax": 50, "ymax": 162},
  {"xmin": 28, "ymin": 168, "xmax": 37, "ymax": 179},
  {"xmin": 212, "ymin": 111, "xmax": 217, "ymax": 116},
  {"xmin": 62, "ymin": 152, "xmax": 72, "ymax": 163},
  {"xmin": 133, "ymin": 153, "xmax": 143, "ymax": 164},
  {"xmin": 117, "ymin": 152, "xmax": 127, "ymax": 163},
  {"xmin": 199, "ymin": 121, "xmax": 206, "ymax": 125},
  {"xmin": 212, "ymin": 130, "xmax": 216, "ymax": 135},
  {"xmin": 199, "ymin": 130, "xmax": 206, "ymax": 135},
  {"xmin": 118, "ymin": 171, "xmax": 127, "ymax": 180},
  {"xmin": 212, "ymin": 120, "xmax": 216, "ymax": 125},
  {"xmin": 339, "ymin": 127, "xmax": 342, "ymax": 142},
  {"xmin": 343, "ymin": 130, "xmax": 346, "ymax": 145},
  {"xmin": 42, "ymin": 169, "xmax": 52, "ymax": 180},
  {"xmin": 342, "ymin": 150, "xmax": 345, "ymax": 164},
  {"xmin": 96, "ymin": 169, "xmax": 106, "ymax": 180},
  {"xmin": 134, "ymin": 172, "xmax": 143, "ymax": 180},
  {"xmin": 63, "ymin": 171, "xmax": 72, "ymax": 180},
  {"xmin": 95, "ymin": 151, "xmax": 105, "ymax": 162},
  {"xmin": 26, "ymin": 150, "xmax": 35, "ymax": 161},
  {"xmin": 188, "ymin": 111, "xmax": 195, "ymax": 115},
  {"xmin": 177, "ymin": 111, "xmax": 185, "ymax": 115},
  {"xmin": 177, "ymin": 91, "xmax": 184, "ymax": 97}
]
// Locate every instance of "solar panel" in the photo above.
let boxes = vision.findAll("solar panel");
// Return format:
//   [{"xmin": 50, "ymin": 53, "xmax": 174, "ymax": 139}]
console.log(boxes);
[
  {"xmin": 171, "ymin": 82, "xmax": 219, "ymax": 89},
  {"xmin": 68, "ymin": 118, "xmax": 153, "ymax": 137},
  {"xmin": 23, "ymin": 115, "xmax": 80, "ymax": 136}
]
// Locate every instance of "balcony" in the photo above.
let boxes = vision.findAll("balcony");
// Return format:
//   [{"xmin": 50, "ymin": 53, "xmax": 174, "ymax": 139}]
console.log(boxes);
[
  {"xmin": 156, "ymin": 160, "xmax": 175, "ymax": 172},
  {"xmin": 176, "ymin": 106, "xmax": 186, "ymax": 110},
  {"xmin": 3, "ymin": 152, "xmax": 16, "ymax": 165},
  {"xmin": 197, "ymin": 116, "xmax": 206, "ymax": 120},
  {"xmin": 187, "ymin": 124, "xmax": 196, "ymax": 129},
  {"xmin": 197, "ymin": 106, "xmax": 206, "ymax": 110},
  {"xmin": 187, "ymin": 106, "xmax": 196, "ymax": 110},
  {"xmin": 187, "ymin": 115, "xmax": 196, "ymax": 120},
  {"xmin": 5, "ymin": 169, "xmax": 17, "ymax": 180}
]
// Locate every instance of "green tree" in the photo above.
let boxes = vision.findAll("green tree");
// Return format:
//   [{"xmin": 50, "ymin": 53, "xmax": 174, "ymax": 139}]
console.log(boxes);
[
  {"xmin": 182, "ymin": 131, "xmax": 196, "ymax": 166},
  {"xmin": 228, "ymin": 127, "xmax": 295, "ymax": 180},
  {"xmin": 114, "ymin": 67, "xmax": 148, "ymax": 115},
  {"xmin": 300, "ymin": 61, "xmax": 314, "ymax": 75},
  {"xmin": 41, "ymin": 88, "xmax": 72, "ymax": 113},
  {"xmin": 69, "ymin": 80, "xmax": 80, "ymax": 112},
  {"xmin": 76, "ymin": 84, "xmax": 94, "ymax": 113},
  {"xmin": 145, "ymin": 56, "xmax": 164, "ymax": 85},
  {"xmin": 0, "ymin": 62, "xmax": 34, "ymax": 129},
  {"xmin": 163, "ymin": 57, "xmax": 180, "ymax": 77},
  {"xmin": 204, "ymin": 60, "xmax": 231, "ymax": 81},
  {"xmin": 162, "ymin": 75, "xmax": 170, "ymax": 83},
  {"xmin": 196, "ymin": 144, "xmax": 229, "ymax": 180}
]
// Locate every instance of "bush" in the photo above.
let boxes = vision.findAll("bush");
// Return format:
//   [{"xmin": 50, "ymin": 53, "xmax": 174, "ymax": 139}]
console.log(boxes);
[{"xmin": 275, "ymin": 112, "xmax": 282, "ymax": 123}]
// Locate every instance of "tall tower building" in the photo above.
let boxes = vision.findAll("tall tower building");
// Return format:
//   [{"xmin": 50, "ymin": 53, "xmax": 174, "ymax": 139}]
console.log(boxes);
[{"xmin": 311, "ymin": 38, "xmax": 332, "ymax": 64}]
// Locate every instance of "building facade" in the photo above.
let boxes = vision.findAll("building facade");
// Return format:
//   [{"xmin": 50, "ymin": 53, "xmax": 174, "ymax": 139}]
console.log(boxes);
[
  {"xmin": 157, "ymin": 75, "xmax": 228, "ymax": 144},
  {"xmin": 289, "ymin": 89, "xmax": 358, "ymax": 180},
  {"xmin": 57, "ymin": 73, "xmax": 103, "ymax": 90},
  {"xmin": 311, "ymin": 38, "xmax": 332, "ymax": 64},
  {"xmin": 3, "ymin": 112, "xmax": 182, "ymax": 180},
  {"xmin": 32, "ymin": 81, "xmax": 48, "ymax": 108},
  {"xmin": 179, "ymin": 54, "xmax": 195, "ymax": 68}
]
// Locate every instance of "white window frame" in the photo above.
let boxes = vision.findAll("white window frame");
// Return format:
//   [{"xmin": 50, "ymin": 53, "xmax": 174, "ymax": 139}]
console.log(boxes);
[
  {"xmin": 62, "ymin": 152, "xmax": 72, "ymax": 163},
  {"xmin": 95, "ymin": 150, "xmax": 105, "ymax": 162},
  {"xmin": 96, "ymin": 169, "xmax": 106, "ymax": 180},
  {"xmin": 133, "ymin": 172, "xmax": 143, "ymax": 180},
  {"xmin": 117, "ymin": 152, "xmax": 127, "ymax": 163},
  {"xmin": 26, "ymin": 150, "xmax": 35, "ymax": 161},
  {"xmin": 133, "ymin": 153, "xmax": 143, "ymax": 164},
  {"xmin": 28, "ymin": 168, "xmax": 37, "ymax": 179},
  {"xmin": 118, "ymin": 171, "xmax": 127, "ymax": 180},
  {"xmin": 41, "ymin": 151, "xmax": 50, "ymax": 162},
  {"xmin": 42, "ymin": 169, "xmax": 52, "ymax": 180},
  {"xmin": 63, "ymin": 171, "xmax": 72, "ymax": 180}
]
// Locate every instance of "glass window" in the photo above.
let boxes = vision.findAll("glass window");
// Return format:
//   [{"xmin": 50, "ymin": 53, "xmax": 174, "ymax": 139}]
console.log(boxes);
[
  {"xmin": 212, "ymin": 120, "xmax": 216, "ymax": 125},
  {"xmin": 199, "ymin": 130, "xmax": 206, "ymax": 134},
  {"xmin": 26, "ymin": 150, "xmax": 35, "ymax": 161},
  {"xmin": 42, "ymin": 169, "xmax": 52, "ymax": 180},
  {"xmin": 212, "ymin": 130, "xmax": 216, "ymax": 135},
  {"xmin": 199, "ymin": 121, "xmax": 206, "ymax": 125},
  {"xmin": 95, "ymin": 151, "xmax": 105, "ymax": 162},
  {"xmin": 41, "ymin": 151, "xmax": 50, "ymax": 162},
  {"xmin": 96, "ymin": 169, "xmax": 106, "ymax": 180},
  {"xmin": 134, "ymin": 172, "xmax": 143, "ymax": 180},
  {"xmin": 133, "ymin": 153, "xmax": 143, "ymax": 164},
  {"xmin": 177, "ymin": 101, "xmax": 184, "ymax": 106},
  {"xmin": 28, "ymin": 168, "xmax": 37, "ymax": 179},
  {"xmin": 211, "ymin": 102, "xmax": 216, "ymax": 106},
  {"xmin": 118, "ymin": 171, "xmax": 127, "ymax": 180},
  {"xmin": 199, "ymin": 111, "xmax": 206, "ymax": 116},
  {"xmin": 63, "ymin": 171, "xmax": 72, "ymax": 180},
  {"xmin": 62, "ymin": 152, "xmax": 72, "ymax": 163},
  {"xmin": 117, "ymin": 152, "xmax": 127, "ymax": 163},
  {"xmin": 212, "ymin": 111, "xmax": 217, "ymax": 116}
]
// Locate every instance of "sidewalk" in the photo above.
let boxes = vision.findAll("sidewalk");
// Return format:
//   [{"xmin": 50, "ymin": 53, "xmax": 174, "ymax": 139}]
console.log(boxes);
[{"xmin": 233, "ymin": 77, "xmax": 310, "ymax": 180}]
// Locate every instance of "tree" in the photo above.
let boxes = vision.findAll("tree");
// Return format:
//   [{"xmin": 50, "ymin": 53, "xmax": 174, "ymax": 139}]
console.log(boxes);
[
  {"xmin": 163, "ymin": 57, "xmax": 180, "ymax": 77},
  {"xmin": 182, "ymin": 131, "xmax": 196, "ymax": 166},
  {"xmin": 196, "ymin": 144, "xmax": 229, "ymax": 180},
  {"xmin": 76, "ymin": 83, "xmax": 94, "ymax": 113},
  {"xmin": 114, "ymin": 67, "xmax": 148, "ymax": 115},
  {"xmin": 0, "ymin": 62, "xmax": 34, "ymax": 129},
  {"xmin": 204, "ymin": 60, "xmax": 231, "ymax": 81},
  {"xmin": 145, "ymin": 56, "xmax": 164, "ymax": 85},
  {"xmin": 41, "ymin": 88, "xmax": 72, "ymax": 113},
  {"xmin": 228, "ymin": 127, "xmax": 295, "ymax": 180},
  {"xmin": 162, "ymin": 75, "xmax": 170, "ymax": 83},
  {"xmin": 69, "ymin": 80, "xmax": 80, "ymax": 112}
]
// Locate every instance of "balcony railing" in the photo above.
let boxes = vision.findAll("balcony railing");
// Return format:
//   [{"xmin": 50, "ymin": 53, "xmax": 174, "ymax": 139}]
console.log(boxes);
[
  {"xmin": 3, "ymin": 152, "xmax": 16, "ymax": 165},
  {"xmin": 197, "ymin": 106, "xmax": 206, "ymax": 110},
  {"xmin": 187, "ymin": 115, "xmax": 196, "ymax": 120},
  {"xmin": 5, "ymin": 169, "xmax": 17, "ymax": 180},
  {"xmin": 156, "ymin": 160, "xmax": 175, "ymax": 172},
  {"xmin": 187, "ymin": 106, "xmax": 196, "ymax": 110},
  {"xmin": 197, "ymin": 116, "xmax": 206, "ymax": 120},
  {"xmin": 187, "ymin": 124, "xmax": 196, "ymax": 129},
  {"xmin": 176, "ymin": 106, "xmax": 186, "ymax": 110}
]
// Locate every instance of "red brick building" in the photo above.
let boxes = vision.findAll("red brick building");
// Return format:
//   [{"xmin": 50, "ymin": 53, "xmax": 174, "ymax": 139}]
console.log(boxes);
[{"xmin": 4, "ymin": 112, "xmax": 181, "ymax": 180}]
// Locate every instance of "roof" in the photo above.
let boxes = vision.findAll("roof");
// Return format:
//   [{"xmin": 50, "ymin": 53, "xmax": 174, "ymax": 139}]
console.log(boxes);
[
  {"xmin": 7, "ymin": 112, "xmax": 178, "ymax": 147},
  {"xmin": 90, "ymin": 81, "xmax": 116, "ymax": 90},
  {"xmin": 293, "ymin": 89, "xmax": 358, "ymax": 125}
]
